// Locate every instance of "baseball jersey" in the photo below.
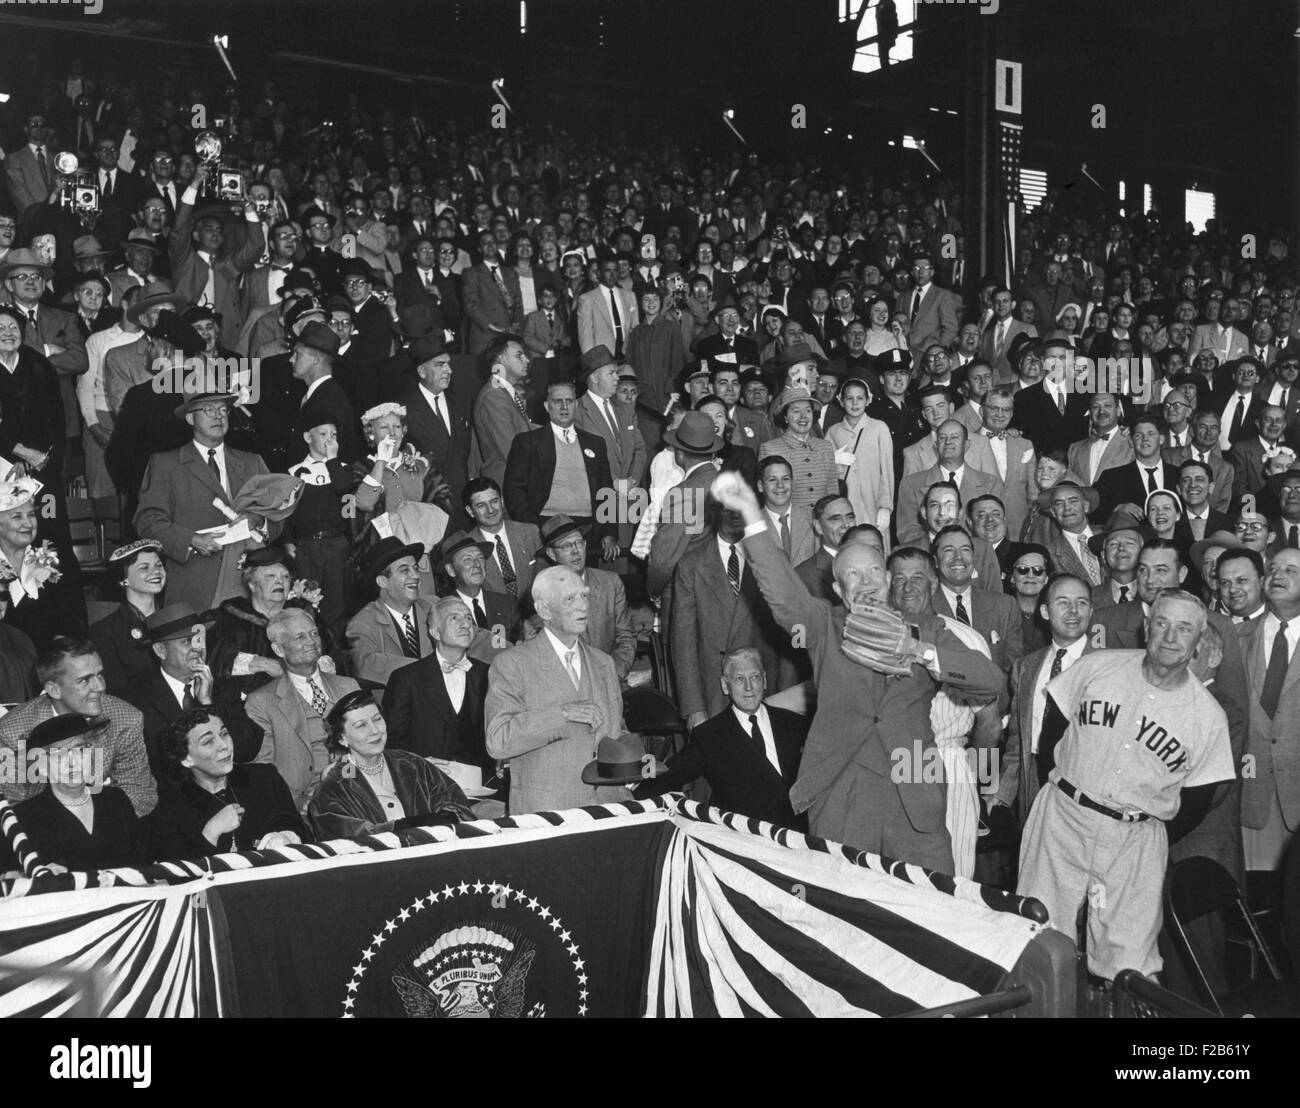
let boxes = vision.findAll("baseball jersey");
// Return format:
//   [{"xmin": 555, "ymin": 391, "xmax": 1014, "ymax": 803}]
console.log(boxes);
[{"xmin": 1043, "ymin": 650, "xmax": 1233, "ymax": 820}]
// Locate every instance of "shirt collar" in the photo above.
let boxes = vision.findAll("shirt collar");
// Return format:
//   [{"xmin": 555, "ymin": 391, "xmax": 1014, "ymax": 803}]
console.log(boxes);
[
  {"xmin": 303, "ymin": 375, "xmax": 330, "ymax": 401},
  {"xmin": 194, "ymin": 439, "xmax": 223, "ymax": 459},
  {"xmin": 731, "ymin": 703, "xmax": 768, "ymax": 731},
  {"xmin": 543, "ymin": 626, "xmax": 579, "ymax": 666}
]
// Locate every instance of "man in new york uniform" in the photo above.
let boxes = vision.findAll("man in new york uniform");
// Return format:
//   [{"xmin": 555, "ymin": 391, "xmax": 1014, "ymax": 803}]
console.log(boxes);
[{"xmin": 1017, "ymin": 589, "xmax": 1234, "ymax": 980}]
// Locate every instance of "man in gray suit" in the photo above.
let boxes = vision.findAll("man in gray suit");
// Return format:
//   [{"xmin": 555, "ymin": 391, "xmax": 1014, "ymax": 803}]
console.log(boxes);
[
  {"xmin": 472, "ymin": 333, "xmax": 534, "ymax": 486},
  {"xmin": 344, "ymin": 537, "xmax": 435, "ymax": 687},
  {"xmin": 486, "ymin": 566, "xmax": 628, "ymax": 815},
  {"xmin": 760, "ymin": 455, "xmax": 817, "ymax": 565},
  {"xmin": 248, "ymin": 608, "xmax": 359, "ymax": 811},
  {"xmin": 574, "ymin": 345, "xmax": 647, "ymax": 551},
  {"xmin": 461, "ymin": 232, "xmax": 524, "ymax": 354},
  {"xmin": 904, "ymin": 257, "xmax": 960, "ymax": 363},
  {"xmin": 897, "ymin": 421, "xmax": 1003, "ymax": 545},
  {"xmin": 3, "ymin": 113, "xmax": 54, "ymax": 214},
  {"xmin": 993, "ymin": 573, "xmax": 1096, "ymax": 831},
  {"xmin": 463, "ymin": 476, "xmax": 540, "ymax": 602},
  {"xmin": 134, "ymin": 393, "xmax": 274, "ymax": 613},
  {"xmin": 538, "ymin": 515, "xmax": 636, "ymax": 683}
]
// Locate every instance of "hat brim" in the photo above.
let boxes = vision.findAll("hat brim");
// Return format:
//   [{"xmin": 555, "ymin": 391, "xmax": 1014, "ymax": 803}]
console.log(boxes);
[
  {"xmin": 440, "ymin": 539, "xmax": 494, "ymax": 564},
  {"xmin": 1189, "ymin": 532, "xmax": 1249, "ymax": 570},
  {"xmin": 368, "ymin": 541, "xmax": 427, "ymax": 586},
  {"xmin": 0, "ymin": 261, "xmax": 54, "ymax": 282},
  {"xmin": 128, "ymin": 293, "xmax": 187, "ymax": 323},
  {"xmin": 1087, "ymin": 521, "xmax": 1155, "ymax": 555},
  {"xmin": 581, "ymin": 758, "xmax": 668, "ymax": 786},
  {"xmin": 662, "ymin": 426, "xmax": 723, "ymax": 454},
  {"xmin": 145, "ymin": 612, "xmax": 217, "ymax": 644},
  {"xmin": 174, "ymin": 393, "xmax": 237, "ymax": 420}
]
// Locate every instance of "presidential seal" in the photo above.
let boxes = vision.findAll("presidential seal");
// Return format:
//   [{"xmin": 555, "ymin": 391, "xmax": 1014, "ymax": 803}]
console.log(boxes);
[{"xmin": 342, "ymin": 880, "xmax": 589, "ymax": 1017}]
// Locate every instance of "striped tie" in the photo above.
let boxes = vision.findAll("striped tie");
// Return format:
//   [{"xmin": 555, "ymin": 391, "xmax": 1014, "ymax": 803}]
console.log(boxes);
[
  {"xmin": 727, "ymin": 545, "xmax": 741, "ymax": 595},
  {"xmin": 496, "ymin": 536, "xmax": 517, "ymax": 598}
]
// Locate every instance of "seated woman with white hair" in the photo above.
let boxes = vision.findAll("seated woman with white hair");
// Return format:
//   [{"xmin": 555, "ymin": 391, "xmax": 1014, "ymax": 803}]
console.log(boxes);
[{"xmin": 309, "ymin": 690, "xmax": 475, "ymax": 840}]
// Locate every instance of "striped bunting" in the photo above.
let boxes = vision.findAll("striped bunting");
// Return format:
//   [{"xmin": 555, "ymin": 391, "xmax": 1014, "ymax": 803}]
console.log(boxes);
[
  {"xmin": 647, "ymin": 804, "xmax": 1041, "ymax": 1017},
  {"xmin": 0, "ymin": 886, "xmax": 220, "ymax": 1017}
]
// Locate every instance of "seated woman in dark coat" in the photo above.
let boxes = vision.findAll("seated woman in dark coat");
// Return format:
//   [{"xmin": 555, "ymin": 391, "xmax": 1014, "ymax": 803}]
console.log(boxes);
[
  {"xmin": 309, "ymin": 690, "xmax": 474, "ymax": 841},
  {"xmin": 146, "ymin": 707, "xmax": 308, "ymax": 861},
  {"xmin": 207, "ymin": 546, "xmax": 337, "ymax": 699},
  {"xmin": 1, "ymin": 713, "xmax": 150, "ymax": 873},
  {"xmin": 87, "ymin": 539, "xmax": 168, "ymax": 697}
]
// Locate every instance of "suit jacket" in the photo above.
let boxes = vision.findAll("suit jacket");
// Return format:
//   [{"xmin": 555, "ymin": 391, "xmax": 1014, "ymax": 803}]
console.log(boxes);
[
  {"xmin": 647, "ymin": 462, "xmax": 719, "ymax": 600},
  {"xmin": 640, "ymin": 704, "xmax": 808, "ymax": 829},
  {"xmin": 133, "ymin": 442, "xmax": 272, "ymax": 613},
  {"xmin": 1241, "ymin": 616, "xmax": 1300, "ymax": 832},
  {"xmin": 103, "ymin": 334, "xmax": 152, "ymax": 414},
  {"xmin": 694, "ymin": 331, "xmax": 759, "ymax": 365},
  {"xmin": 1067, "ymin": 431, "xmax": 1136, "ymax": 486},
  {"xmin": 743, "ymin": 526, "xmax": 1003, "ymax": 854},
  {"xmin": 122, "ymin": 667, "xmax": 262, "ymax": 774},
  {"xmin": 576, "ymin": 284, "xmax": 638, "ymax": 354},
  {"xmin": 794, "ymin": 546, "xmax": 836, "ymax": 602},
  {"xmin": 521, "ymin": 306, "xmax": 569, "ymax": 358},
  {"xmin": 485, "ymin": 634, "xmax": 627, "ymax": 815},
  {"xmin": 472, "ymin": 379, "xmax": 535, "ymax": 487},
  {"xmin": 574, "ymin": 392, "xmax": 647, "ymax": 487},
  {"xmin": 473, "ymin": 521, "xmax": 541, "ymax": 601},
  {"xmin": 239, "ymin": 263, "xmax": 293, "ymax": 319},
  {"xmin": 978, "ymin": 431, "xmax": 1038, "ymax": 541},
  {"xmin": 247, "ymin": 671, "xmax": 360, "ymax": 809},
  {"xmin": 1188, "ymin": 323, "xmax": 1248, "ymax": 366},
  {"xmin": 396, "ymin": 384, "xmax": 475, "ymax": 506},
  {"xmin": 461, "ymin": 261, "xmax": 524, "ymax": 354},
  {"xmin": 1226, "ymin": 437, "xmax": 1277, "ymax": 504},
  {"xmin": 393, "ymin": 266, "xmax": 453, "ymax": 320},
  {"xmin": 1213, "ymin": 386, "xmax": 1266, "ymax": 448},
  {"xmin": 4, "ymin": 146, "xmax": 51, "ymax": 213},
  {"xmin": 580, "ymin": 566, "xmax": 637, "ymax": 682},
  {"xmin": 905, "ymin": 284, "xmax": 960, "ymax": 362},
  {"xmin": 170, "ymin": 196, "xmax": 264, "ymax": 349},
  {"xmin": 996, "ymin": 640, "xmax": 1099, "ymax": 826},
  {"xmin": 383, "ymin": 652, "xmax": 492, "ymax": 774},
  {"xmin": 502, "ymin": 425, "xmax": 615, "ymax": 539},
  {"xmin": 901, "ymin": 429, "xmax": 998, "ymax": 478},
  {"xmin": 1043, "ymin": 524, "xmax": 1108, "ymax": 587},
  {"xmin": 931, "ymin": 587, "xmax": 1023, "ymax": 677},
  {"xmin": 344, "ymin": 598, "xmax": 435, "ymax": 686},
  {"xmin": 1010, "ymin": 382, "xmax": 1090, "ymax": 457},
  {"xmin": 1094, "ymin": 458, "xmax": 1179, "ymax": 520},
  {"xmin": 896, "ymin": 463, "xmax": 1003, "ymax": 545},
  {"xmin": 0, "ymin": 692, "xmax": 156, "ymax": 816},
  {"xmin": 670, "ymin": 539, "xmax": 784, "ymax": 719},
  {"xmin": 980, "ymin": 318, "xmax": 1038, "ymax": 382},
  {"xmin": 764, "ymin": 507, "xmax": 816, "ymax": 566}
]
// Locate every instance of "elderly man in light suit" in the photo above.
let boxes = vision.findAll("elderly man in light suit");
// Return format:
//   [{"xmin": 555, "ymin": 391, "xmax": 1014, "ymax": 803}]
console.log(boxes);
[
  {"xmin": 134, "ymin": 393, "xmax": 273, "ymax": 613},
  {"xmin": 486, "ymin": 566, "xmax": 628, "ymax": 815}
]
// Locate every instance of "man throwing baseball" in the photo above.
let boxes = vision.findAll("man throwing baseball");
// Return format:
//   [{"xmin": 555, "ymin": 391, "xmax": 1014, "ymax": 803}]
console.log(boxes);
[
  {"xmin": 711, "ymin": 472, "xmax": 1003, "ymax": 874},
  {"xmin": 1017, "ymin": 589, "xmax": 1234, "ymax": 979}
]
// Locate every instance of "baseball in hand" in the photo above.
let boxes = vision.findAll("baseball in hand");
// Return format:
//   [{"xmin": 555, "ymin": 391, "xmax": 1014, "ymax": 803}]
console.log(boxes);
[{"xmin": 711, "ymin": 471, "xmax": 744, "ymax": 503}]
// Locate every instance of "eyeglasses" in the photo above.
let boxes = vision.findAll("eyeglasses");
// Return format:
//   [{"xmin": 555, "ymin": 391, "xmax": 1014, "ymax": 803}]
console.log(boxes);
[
  {"xmin": 1235, "ymin": 522, "xmax": 1266, "ymax": 533},
  {"xmin": 1014, "ymin": 565, "xmax": 1047, "ymax": 577},
  {"xmin": 551, "ymin": 539, "xmax": 586, "ymax": 554}
]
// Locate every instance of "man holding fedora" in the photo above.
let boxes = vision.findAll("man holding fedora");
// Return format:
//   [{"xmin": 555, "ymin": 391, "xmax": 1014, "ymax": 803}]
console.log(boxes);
[
  {"xmin": 395, "ymin": 335, "xmax": 475, "ymax": 508},
  {"xmin": 122, "ymin": 602, "xmax": 261, "ymax": 773},
  {"xmin": 290, "ymin": 319, "xmax": 361, "ymax": 463},
  {"xmin": 646, "ymin": 409, "xmax": 726, "ymax": 602},
  {"xmin": 486, "ymin": 565, "xmax": 631, "ymax": 815},
  {"xmin": 436, "ymin": 531, "xmax": 518, "ymax": 665},
  {"xmin": 134, "ymin": 391, "xmax": 274, "ymax": 613},
  {"xmin": 170, "ymin": 164, "xmax": 265, "ymax": 350},
  {"xmin": 574, "ymin": 345, "xmax": 647, "ymax": 553},
  {"xmin": 344, "ymin": 537, "xmax": 435, "ymax": 687},
  {"xmin": 503, "ymin": 379, "xmax": 619, "ymax": 559},
  {"xmin": 536, "ymin": 514, "xmax": 636, "ymax": 683}
]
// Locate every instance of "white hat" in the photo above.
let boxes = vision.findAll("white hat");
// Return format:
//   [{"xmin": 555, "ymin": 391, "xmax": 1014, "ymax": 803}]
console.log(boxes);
[{"xmin": 0, "ymin": 478, "xmax": 43, "ymax": 513}]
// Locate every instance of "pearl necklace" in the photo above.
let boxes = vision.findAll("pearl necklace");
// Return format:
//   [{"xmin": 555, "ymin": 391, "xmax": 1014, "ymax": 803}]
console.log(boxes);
[
  {"xmin": 352, "ymin": 755, "xmax": 387, "ymax": 776},
  {"xmin": 57, "ymin": 792, "xmax": 92, "ymax": 808}
]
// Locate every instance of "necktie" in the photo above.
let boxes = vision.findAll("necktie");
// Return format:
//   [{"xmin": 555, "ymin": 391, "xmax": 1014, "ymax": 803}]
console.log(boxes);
[
  {"xmin": 1229, "ymin": 395, "xmax": 1245, "ymax": 440},
  {"xmin": 1282, "ymin": 388, "xmax": 1290, "ymax": 411},
  {"xmin": 1191, "ymin": 517, "xmax": 1205, "ymax": 541},
  {"xmin": 1056, "ymin": 389, "xmax": 1066, "ymax": 416},
  {"xmin": 36, "ymin": 147, "xmax": 49, "ymax": 189},
  {"xmin": 564, "ymin": 648, "xmax": 580, "ymax": 690},
  {"xmin": 954, "ymin": 594, "xmax": 971, "ymax": 626},
  {"xmin": 727, "ymin": 544, "xmax": 741, "ymax": 595},
  {"xmin": 308, "ymin": 675, "xmax": 330, "ymax": 718},
  {"xmin": 1049, "ymin": 647, "xmax": 1067, "ymax": 680},
  {"xmin": 996, "ymin": 320, "xmax": 1007, "ymax": 349},
  {"xmin": 1290, "ymin": 525, "xmax": 1299, "ymax": 550},
  {"xmin": 749, "ymin": 713, "xmax": 763, "ymax": 750},
  {"xmin": 1079, "ymin": 536, "xmax": 1103, "ymax": 586},
  {"xmin": 601, "ymin": 398, "xmax": 620, "ymax": 440},
  {"xmin": 1145, "ymin": 467, "xmax": 1158, "ymax": 494},
  {"xmin": 546, "ymin": 310, "xmax": 554, "ymax": 326},
  {"xmin": 181, "ymin": 679, "xmax": 199, "ymax": 711},
  {"xmin": 609, "ymin": 290, "xmax": 624, "ymax": 356},
  {"xmin": 1261, "ymin": 621, "xmax": 1290, "ymax": 718},
  {"xmin": 401, "ymin": 612, "xmax": 420, "ymax": 657},
  {"xmin": 472, "ymin": 596, "xmax": 488, "ymax": 629},
  {"xmin": 511, "ymin": 386, "xmax": 528, "ymax": 419},
  {"xmin": 1118, "ymin": 584, "xmax": 1130, "ymax": 603},
  {"xmin": 911, "ymin": 290, "xmax": 922, "ymax": 323},
  {"xmin": 432, "ymin": 392, "xmax": 449, "ymax": 433},
  {"xmin": 779, "ymin": 513, "xmax": 791, "ymax": 556},
  {"xmin": 421, "ymin": 269, "xmax": 432, "ymax": 289},
  {"xmin": 207, "ymin": 448, "xmax": 223, "ymax": 487},
  {"xmin": 102, "ymin": 169, "xmax": 113, "ymax": 198},
  {"xmin": 496, "ymin": 536, "xmax": 517, "ymax": 597},
  {"xmin": 947, "ymin": 469, "xmax": 957, "ymax": 483},
  {"xmin": 490, "ymin": 265, "xmax": 514, "ymax": 309}
]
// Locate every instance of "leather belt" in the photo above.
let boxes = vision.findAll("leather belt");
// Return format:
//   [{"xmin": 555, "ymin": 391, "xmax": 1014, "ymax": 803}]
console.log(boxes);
[{"xmin": 1055, "ymin": 777, "xmax": 1151, "ymax": 823}]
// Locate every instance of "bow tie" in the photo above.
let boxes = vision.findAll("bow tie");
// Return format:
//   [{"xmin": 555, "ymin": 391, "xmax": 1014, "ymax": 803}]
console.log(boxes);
[
  {"xmin": 1091, "ymin": 432, "xmax": 1114, "ymax": 443},
  {"xmin": 983, "ymin": 429, "xmax": 1005, "ymax": 440},
  {"xmin": 441, "ymin": 658, "xmax": 471, "ymax": 674}
]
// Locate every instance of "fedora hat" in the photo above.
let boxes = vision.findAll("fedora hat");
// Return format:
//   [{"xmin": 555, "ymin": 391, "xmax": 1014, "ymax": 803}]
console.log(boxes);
[
  {"xmin": 126, "ymin": 279, "xmax": 185, "ymax": 323},
  {"xmin": 146, "ymin": 310, "xmax": 205, "ymax": 356},
  {"xmin": 237, "ymin": 545, "xmax": 297, "ymax": 575},
  {"xmin": 580, "ymin": 345, "xmax": 617, "ymax": 376},
  {"xmin": 663, "ymin": 410, "xmax": 723, "ymax": 455},
  {"xmin": 581, "ymin": 732, "xmax": 667, "ymax": 786},
  {"xmin": 409, "ymin": 334, "xmax": 446, "ymax": 364},
  {"xmin": 361, "ymin": 536, "xmax": 426, "ymax": 589},
  {"xmin": 173, "ymin": 391, "xmax": 237, "ymax": 420},
  {"xmin": 1035, "ymin": 481, "xmax": 1101, "ymax": 514},
  {"xmin": 295, "ymin": 320, "xmax": 340, "ymax": 358},
  {"xmin": 0, "ymin": 248, "xmax": 54, "ymax": 282},
  {"xmin": 1039, "ymin": 330, "xmax": 1075, "ymax": 353},
  {"xmin": 72, "ymin": 235, "xmax": 111, "ymax": 263},
  {"xmin": 539, "ymin": 514, "xmax": 589, "ymax": 548},
  {"xmin": 776, "ymin": 341, "xmax": 818, "ymax": 370},
  {"xmin": 143, "ymin": 602, "xmax": 216, "ymax": 644},
  {"xmin": 1087, "ymin": 506, "xmax": 1155, "ymax": 555},
  {"xmin": 1189, "ymin": 529, "xmax": 1249, "ymax": 576},
  {"xmin": 121, "ymin": 228, "xmax": 162, "ymax": 254},
  {"xmin": 1008, "ymin": 332, "xmax": 1042, "ymax": 368},
  {"xmin": 436, "ymin": 531, "xmax": 493, "ymax": 566}
]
